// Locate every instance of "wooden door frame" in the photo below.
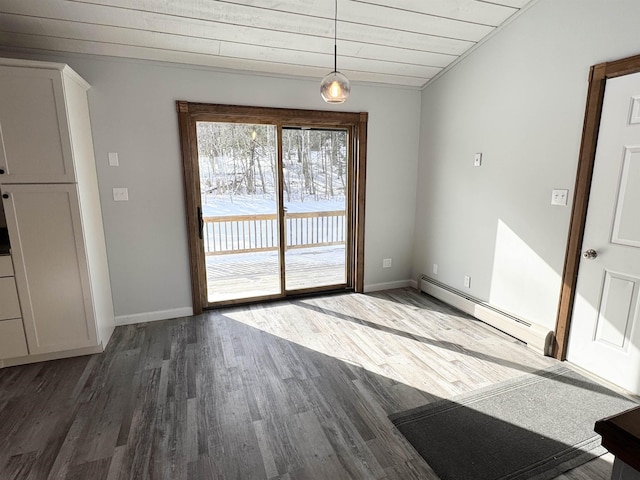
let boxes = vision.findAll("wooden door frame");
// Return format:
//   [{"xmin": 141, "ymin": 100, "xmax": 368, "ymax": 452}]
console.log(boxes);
[
  {"xmin": 176, "ymin": 102, "xmax": 368, "ymax": 314},
  {"xmin": 553, "ymin": 53, "xmax": 640, "ymax": 359}
]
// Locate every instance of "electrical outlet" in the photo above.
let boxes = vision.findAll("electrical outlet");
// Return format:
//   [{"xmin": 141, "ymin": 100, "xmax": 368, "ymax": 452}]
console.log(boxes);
[
  {"xmin": 464, "ymin": 275, "xmax": 471, "ymax": 288},
  {"xmin": 113, "ymin": 187, "xmax": 129, "ymax": 201},
  {"xmin": 383, "ymin": 258, "xmax": 392, "ymax": 269},
  {"xmin": 433, "ymin": 263, "xmax": 438, "ymax": 275},
  {"xmin": 551, "ymin": 189, "xmax": 568, "ymax": 206}
]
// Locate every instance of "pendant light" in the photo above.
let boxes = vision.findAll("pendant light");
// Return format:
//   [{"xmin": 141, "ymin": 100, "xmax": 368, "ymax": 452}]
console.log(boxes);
[{"xmin": 320, "ymin": 0, "xmax": 350, "ymax": 104}]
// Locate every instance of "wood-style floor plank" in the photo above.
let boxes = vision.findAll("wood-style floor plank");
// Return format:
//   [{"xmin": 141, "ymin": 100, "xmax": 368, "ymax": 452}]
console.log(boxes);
[{"xmin": 0, "ymin": 288, "xmax": 620, "ymax": 479}]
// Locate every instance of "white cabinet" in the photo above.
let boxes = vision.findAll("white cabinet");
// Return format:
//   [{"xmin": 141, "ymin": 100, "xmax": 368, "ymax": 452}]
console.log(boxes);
[
  {"xmin": 0, "ymin": 255, "xmax": 28, "ymax": 359},
  {"xmin": 0, "ymin": 319, "xmax": 28, "ymax": 359},
  {"xmin": 0, "ymin": 276, "xmax": 21, "ymax": 321},
  {"xmin": 2, "ymin": 184, "xmax": 98, "ymax": 354},
  {"xmin": 0, "ymin": 57, "xmax": 114, "ymax": 365},
  {"xmin": 0, "ymin": 66, "xmax": 77, "ymax": 184},
  {"xmin": 0, "ymin": 255, "xmax": 13, "ymax": 276}
]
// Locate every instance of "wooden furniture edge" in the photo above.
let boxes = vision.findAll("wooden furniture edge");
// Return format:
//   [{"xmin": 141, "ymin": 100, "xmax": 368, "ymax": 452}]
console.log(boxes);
[{"xmin": 594, "ymin": 406, "xmax": 640, "ymax": 472}]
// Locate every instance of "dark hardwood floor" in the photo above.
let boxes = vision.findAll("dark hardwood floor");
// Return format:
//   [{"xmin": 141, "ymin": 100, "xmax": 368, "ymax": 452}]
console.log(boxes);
[{"xmin": 0, "ymin": 289, "xmax": 616, "ymax": 479}]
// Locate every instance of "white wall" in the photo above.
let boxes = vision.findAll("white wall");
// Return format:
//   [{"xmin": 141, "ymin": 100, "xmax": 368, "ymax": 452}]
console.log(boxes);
[
  {"xmin": 0, "ymin": 51, "xmax": 421, "ymax": 320},
  {"xmin": 413, "ymin": 0, "xmax": 640, "ymax": 330}
]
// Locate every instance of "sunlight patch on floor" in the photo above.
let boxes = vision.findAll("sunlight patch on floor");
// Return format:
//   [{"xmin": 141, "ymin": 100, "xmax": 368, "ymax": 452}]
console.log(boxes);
[{"xmin": 221, "ymin": 292, "xmax": 556, "ymax": 398}]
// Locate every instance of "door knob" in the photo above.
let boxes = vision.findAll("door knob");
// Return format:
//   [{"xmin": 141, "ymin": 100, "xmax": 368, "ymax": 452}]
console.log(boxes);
[
  {"xmin": 583, "ymin": 249, "xmax": 598, "ymax": 259},
  {"xmin": 1, "ymin": 193, "xmax": 8, "ymax": 199}
]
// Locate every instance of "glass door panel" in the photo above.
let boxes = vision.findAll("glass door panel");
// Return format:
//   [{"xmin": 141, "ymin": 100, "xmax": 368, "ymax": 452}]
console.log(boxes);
[
  {"xmin": 282, "ymin": 127, "xmax": 348, "ymax": 291},
  {"xmin": 196, "ymin": 122, "xmax": 281, "ymax": 303}
]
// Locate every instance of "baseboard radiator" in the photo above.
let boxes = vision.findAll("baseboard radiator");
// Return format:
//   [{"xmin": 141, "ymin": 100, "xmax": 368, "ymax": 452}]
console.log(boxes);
[{"xmin": 418, "ymin": 274, "xmax": 553, "ymax": 356}]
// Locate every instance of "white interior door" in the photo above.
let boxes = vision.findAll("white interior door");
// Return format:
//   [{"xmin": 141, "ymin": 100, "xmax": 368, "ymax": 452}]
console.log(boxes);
[{"xmin": 567, "ymin": 72, "xmax": 640, "ymax": 395}]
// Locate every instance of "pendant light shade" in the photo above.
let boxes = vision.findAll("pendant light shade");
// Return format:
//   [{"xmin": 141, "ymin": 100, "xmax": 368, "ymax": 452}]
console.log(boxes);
[
  {"xmin": 321, "ymin": 0, "xmax": 350, "ymax": 104},
  {"xmin": 320, "ymin": 71, "xmax": 350, "ymax": 104}
]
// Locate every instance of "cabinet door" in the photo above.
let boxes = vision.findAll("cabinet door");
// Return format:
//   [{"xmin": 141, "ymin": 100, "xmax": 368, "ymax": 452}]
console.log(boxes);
[
  {"xmin": 2, "ymin": 184, "xmax": 97, "ymax": 354},
  {"xmin": 0, "ymin": 66, "xmax": 76, "ymax": 184}
]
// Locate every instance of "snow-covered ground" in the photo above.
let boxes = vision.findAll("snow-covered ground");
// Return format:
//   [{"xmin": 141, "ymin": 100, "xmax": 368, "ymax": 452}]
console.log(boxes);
[{"xmin": 201, "ymin": 193, "xmax": 345, "ymax": 216}]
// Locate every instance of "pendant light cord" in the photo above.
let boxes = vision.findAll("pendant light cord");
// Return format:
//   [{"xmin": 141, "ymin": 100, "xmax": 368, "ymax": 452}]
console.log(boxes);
[{"xmin": 334, "ymin": 0, "xmax": 338, "ymax": 72}]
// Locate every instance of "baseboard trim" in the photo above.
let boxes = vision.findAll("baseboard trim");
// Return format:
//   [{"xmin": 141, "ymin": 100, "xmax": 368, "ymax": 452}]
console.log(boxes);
[
  {"xmin": 363, "ymin": 279, "xmax": 413, "ymax": 293},
  {"xmin": 115, "ymin": 307, "xmax": 194, "ymax": 326}
]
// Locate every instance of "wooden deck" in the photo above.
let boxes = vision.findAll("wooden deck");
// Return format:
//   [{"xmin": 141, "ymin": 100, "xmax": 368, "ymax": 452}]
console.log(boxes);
[{"xmin": 206, "ymin": 245, "xmax": 346, "ymax": 302}]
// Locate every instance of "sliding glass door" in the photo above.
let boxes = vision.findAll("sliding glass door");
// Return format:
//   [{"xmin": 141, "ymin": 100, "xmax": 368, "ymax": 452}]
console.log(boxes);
[
  {"xmin": 196, "ymin": 122, "xmax": 281, "ymax": 303},
  {"xmin": 282, "ymin": 127, "xmax": 347, "ymax": 291},
  {"xmin": 176, "ymin": 103, "xmax": 367, "ymax": 311}
]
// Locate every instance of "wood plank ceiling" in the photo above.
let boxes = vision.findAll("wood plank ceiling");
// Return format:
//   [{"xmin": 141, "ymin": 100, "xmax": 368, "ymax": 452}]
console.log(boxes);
[{"xmin": 0, "ymin": 0, "xmax": 536, "ymax": 88}]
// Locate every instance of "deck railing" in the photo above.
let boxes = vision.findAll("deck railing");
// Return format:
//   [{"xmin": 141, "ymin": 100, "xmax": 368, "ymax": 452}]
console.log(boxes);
[{"xmin": 203, "ymin": 210, "xmax": 346, "ymax": 256}]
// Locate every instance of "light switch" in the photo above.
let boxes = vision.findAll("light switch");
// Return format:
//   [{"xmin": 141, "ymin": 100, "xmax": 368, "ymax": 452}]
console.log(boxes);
[
  {"xmin": 108, "ymin": 152, "xmax": 119, "ymax": 167},
  {"xmin": 474, "ymin": 153, "xmax": 482, "ymax": 167},
  {"xmin": 113, "ymin": 187, "xmax": 129, "ymax": 201},
  {"xmin": 551, "ymin": 189, "xmax": 568, "ymax": 206}
]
